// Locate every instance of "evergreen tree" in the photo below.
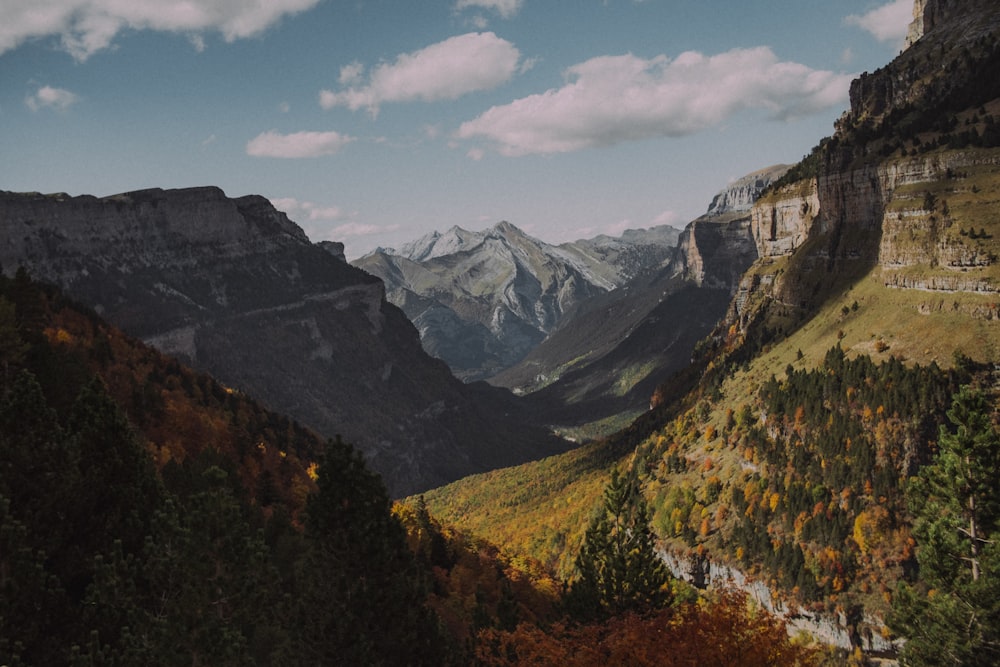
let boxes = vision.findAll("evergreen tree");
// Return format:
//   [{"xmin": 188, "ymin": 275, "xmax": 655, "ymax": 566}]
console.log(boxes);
[
  {"xmin": 890, "ymin": 386, "xmax": 1000, "ymax": 666},
  {"xmin": 566, "ymin": 467, "xmax": 671, "ymax": 619},
  {"xmin": 86, "ymin": 466, "xmax": 279, "ymax": 667},
  {"xmin": 287, "ymin": 436, "xmax": 448, "ymax": 666},
  {"xmin": 0, "ymin": 296, "xmax": 27, "ymax": 392}
]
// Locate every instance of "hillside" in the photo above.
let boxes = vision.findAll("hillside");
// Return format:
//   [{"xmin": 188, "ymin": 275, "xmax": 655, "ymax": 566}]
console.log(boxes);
[
  {"xmin": 0, "ymin": 187, "xmax": 567, "ymax": 496},
  {"xmin": 423, "ymin": 0, "xmax": 1000, "ymax": 659},
  {"xmin": 0, "ymin": 269, "xmax": 453, "ymax": 665},
  {"xmin": 354, "ymin": 221, "xmax": 679, "ymax": 381}
]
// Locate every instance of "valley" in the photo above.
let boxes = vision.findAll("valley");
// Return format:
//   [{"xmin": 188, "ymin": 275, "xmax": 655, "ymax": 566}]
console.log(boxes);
[{"xmin": 3, "ymin": 0, "xmax": 1000, "ymax": 664}]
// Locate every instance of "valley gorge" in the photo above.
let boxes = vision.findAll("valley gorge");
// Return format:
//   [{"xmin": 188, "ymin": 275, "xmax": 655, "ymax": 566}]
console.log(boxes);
[{"xmin": 4, "ymin": 0, "xmax": 1000, "ymax": 663}]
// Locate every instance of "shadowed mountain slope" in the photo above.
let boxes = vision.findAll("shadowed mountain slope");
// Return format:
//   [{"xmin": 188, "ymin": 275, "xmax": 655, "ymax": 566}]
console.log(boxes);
[{"xmin": 0, "ymin": 186, "xmax": 567, "ymax": 496}]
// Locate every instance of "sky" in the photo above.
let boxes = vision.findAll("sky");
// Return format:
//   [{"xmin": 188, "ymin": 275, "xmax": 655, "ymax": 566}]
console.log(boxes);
[{"xmin": 1, "ymin": 0, "xmax": 916, "ymax": 259}]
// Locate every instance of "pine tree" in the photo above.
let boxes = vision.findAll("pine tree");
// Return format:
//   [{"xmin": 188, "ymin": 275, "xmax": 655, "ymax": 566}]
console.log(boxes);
[
  {"xmin": 287, "ymin": 436, "xmax": 448, "ymax": 666},
  {"xmin": 566, "ymin": 467, "xmax": 671, "ymax": 619},
  {"xmin": 889, "ymin": 386, "xmax": 1000, "ymax": 666}
]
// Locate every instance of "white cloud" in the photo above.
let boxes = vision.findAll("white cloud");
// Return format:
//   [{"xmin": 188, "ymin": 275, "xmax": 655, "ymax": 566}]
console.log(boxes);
[
  {"xmin": 650, "ymin": 210, "xmax": 681, "ymax": 227},
  {"xmin": 0, "ymin": 0, "xmax": 322, "ymax": 61},
  {"xmin": 605, "ymin": 219, "xmax": 633, "ymax": 237},
  {"xmin": 25, "ymin": 85, "xmax": 79, "ymax": 111},
  {"xmin": 319, "ymin": 32, "xmax": 524, "ymax": 116},
  {"xmin": 271, "ymin": 197, "xmax": 345, "ymax": 221},
  {"xmin": 455, "ymin": 0, "xmax": 523, "ymax": 19},
  {"xmin": 246, "ymin": 130, "xmax": 354, "ymax": 158},
  {"xmin": 456, "ymin": 47, "xmax": 854, "ymax": 156},
  {"xmin": 330, "ymin": 222, "xmax": 386, "ymax": 238},
  {"xmin": 845, "ymin": 0, "xmax": 913, "ymax": 44}
]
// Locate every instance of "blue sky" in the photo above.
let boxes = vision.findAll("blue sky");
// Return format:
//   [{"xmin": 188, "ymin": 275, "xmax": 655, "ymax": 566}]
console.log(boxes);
[{"xmin": 1, "ymin": 0, "xmax": 915, "ymax": 258}]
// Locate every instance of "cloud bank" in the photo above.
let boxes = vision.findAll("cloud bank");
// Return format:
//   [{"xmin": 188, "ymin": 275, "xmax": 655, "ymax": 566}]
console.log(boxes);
[
  {"xmin": 454, "ymin": 0, "xmax": 523, "ymax": 19},
  {"xmin": 320, "ymin": 32, "xmax": 524, "ymax": 116},
  {"xmin": 25, "ymin": 85, "xmax": 79, "ymax": 111},
  {"xmin": 246, "ymin": 130, "xmax": 354, "ymax": 158},
  {"xmin": 845, "ymin": 0, "xmax": 913, "ymax": 43},
  {"xmin": 0, "ymin": 0, "xmax": 321, "ymax": 60},
  {"xmin": 456, "ymin": 47, "xmax": 854, "ymax": 156}
]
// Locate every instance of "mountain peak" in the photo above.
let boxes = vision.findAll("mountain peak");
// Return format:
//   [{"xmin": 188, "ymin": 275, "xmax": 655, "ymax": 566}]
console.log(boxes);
[{"xmin": 704, "ymin": 164, "xmax": 790, "ymax": 217}]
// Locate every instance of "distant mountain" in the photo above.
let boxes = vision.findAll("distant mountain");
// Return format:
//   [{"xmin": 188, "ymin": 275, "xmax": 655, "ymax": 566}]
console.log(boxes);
[
  {"xmin": 490, "ymin": 166, "xmax": 787, "ymax": 434},
  {"xmin": 0, "ymin": 186, "xmax": 567, "ymax": 496},
  {"xmin": 353, "ymin": 221, "xmax": 679, "ymax": 381}
]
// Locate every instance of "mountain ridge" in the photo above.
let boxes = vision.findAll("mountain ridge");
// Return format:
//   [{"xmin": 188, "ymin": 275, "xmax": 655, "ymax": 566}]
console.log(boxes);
[
  {"xmin": 354, "ymin": 221, "xmax": 680, "ymax": 381},
  {"xmin": 0, "ymin": 186, "xmax": 567, "ymax": 496}
]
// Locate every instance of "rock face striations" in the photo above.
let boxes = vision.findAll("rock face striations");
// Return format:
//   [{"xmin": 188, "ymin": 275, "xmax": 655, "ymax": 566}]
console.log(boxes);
[
  {"xmin": 354, "ymin": 221, "xmax": 679, "ymax": 381},
  {"xmin": 0, "ymin": 186, "xmax": 566, "ymax": 496},
  {"xmin": 728, "ymin": 0, "xmax": 1000, "ymax": 333}
]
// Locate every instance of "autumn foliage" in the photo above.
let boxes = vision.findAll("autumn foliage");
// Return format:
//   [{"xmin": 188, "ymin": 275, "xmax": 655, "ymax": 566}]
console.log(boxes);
[{"xmin": 475, "ymin": 589, "xmax": 819, "ymax": 666}]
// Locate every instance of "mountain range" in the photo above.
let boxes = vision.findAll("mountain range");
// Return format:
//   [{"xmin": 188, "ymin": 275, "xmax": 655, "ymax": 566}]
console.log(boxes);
[
  {"xmin": 4, "ymin": 0, "xmax": 1000, "ymax": 660},
  {"xmin": 0, "ymin": 187, "xmax": 566, "ymax": 496},
  {"xmin": 488, "ymin": 164, "xmax": 789, "ymax": 435},
  {"xmin": 354, "ymin": 221, "xmax": 679, "ymax": 381}
]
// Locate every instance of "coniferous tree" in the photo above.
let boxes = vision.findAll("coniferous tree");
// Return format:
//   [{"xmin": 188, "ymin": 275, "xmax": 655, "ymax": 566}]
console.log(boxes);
[
  {"xmin": 567, "ymin": 467, "xmax": 671, "ymax": 619},
  {"xmin": 287, "ymin": 436, "xmax": 448, "ymax": 666},
  {"xmin": 890, "ymin": 386, "xmax": 1000, "ymax": 666},
  {"xmin": 86, "ymin": 466, "xmax": 278, "ymax": 667}
]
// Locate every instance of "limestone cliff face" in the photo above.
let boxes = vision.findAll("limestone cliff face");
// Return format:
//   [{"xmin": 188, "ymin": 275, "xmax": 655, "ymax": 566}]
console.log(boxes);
[
  {"xmin": 704, "ymin": 165, "xmax": 791, "ymax": 218},
  {"xmin": 678, "ymin": 165, "xmax": 787, "ymax": 290},
  {"xmin": 729, "ymin": 0, "xmax": 1000, "ymax": 327},
  {"xmin": 675, "ymin": 216, "xmax": 758, "ymax": 292},
  {"xmin": 749, "ymin": 181, "xmax": 821, "ymax": 259},
  {"xmin": 740, "ymin": 149, "xmax": 1000, "ymax": 320},
  {"xmin": 0, "ymin": 187, "xmax": 565, "ymax": 496}
]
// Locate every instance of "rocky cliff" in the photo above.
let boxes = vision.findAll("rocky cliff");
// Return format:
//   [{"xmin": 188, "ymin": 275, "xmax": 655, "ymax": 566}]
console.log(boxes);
[
  {"xmin": 728, "ymin": 0, "xmax": 1000, "ymax": 335},
  {"xmin": 704, "ymin": 165, "xmax": 791, "ymax": 218},
  {"xmin": 0, "ymin": 187, "xmax": 566, "ymax": 496},
  {"xmin": 845, "ymin": 0, "xmax": 1000, "ymax": 136},
  {"xmin": 354, "ymin": 221, "xmax": 678, "ymax": 381}
]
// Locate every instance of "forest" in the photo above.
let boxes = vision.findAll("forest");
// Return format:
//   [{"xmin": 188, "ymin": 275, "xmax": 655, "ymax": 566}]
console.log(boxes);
[{"xmin": 0, "ymin": 270, "xmax": 833, "ymax": 665}]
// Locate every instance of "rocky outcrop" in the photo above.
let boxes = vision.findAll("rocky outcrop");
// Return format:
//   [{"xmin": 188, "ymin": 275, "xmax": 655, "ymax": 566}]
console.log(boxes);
[
  {"xmin": 676, "ymin": 216, "xmax": 758, "ymax": 291},
  {"xmin": 354, "ymin": 221, "xmax": 678, "ymax": 381},
  {"xmin": 740, "ymin": 150, "xmax": 1000, "ymax": 318},
  {"xmin": 704, "ymin": 165, "xmax": 790, "ymax": 218},
  {"xmin": 0, "ymin": 187, "xmax": 567, "ymax": 496},
  {"xmin": 846, "ymin": 0, "xmax": 1000, "ymax": 131},
  {"xmin": 749, "ymin": 181, "xmax": 821, "ymax": 259}
]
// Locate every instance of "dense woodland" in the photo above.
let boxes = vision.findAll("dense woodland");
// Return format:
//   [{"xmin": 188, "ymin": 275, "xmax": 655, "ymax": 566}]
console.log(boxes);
[{"xmin": 0, "ymin": 271, "xmax": 828, "ymax": 665}]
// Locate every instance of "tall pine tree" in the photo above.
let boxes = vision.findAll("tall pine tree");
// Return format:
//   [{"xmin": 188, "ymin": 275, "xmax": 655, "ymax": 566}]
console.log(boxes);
[
  {"xmin": 286, "ymin": 436, "xmax": 449, "ymax": 665},
  {"xmin": 890, "ymin": 386, "xmax": 1000, "ymax": 666},
  {"xmin": 567, "ymin": 467, "xmax": 671, "ymax": 620}
]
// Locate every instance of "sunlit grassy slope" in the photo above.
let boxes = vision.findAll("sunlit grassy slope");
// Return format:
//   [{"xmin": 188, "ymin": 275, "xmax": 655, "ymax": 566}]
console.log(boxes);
[{"xmin": 420, "ymin": 208, "xmax": 1000, "ymax": 589}]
